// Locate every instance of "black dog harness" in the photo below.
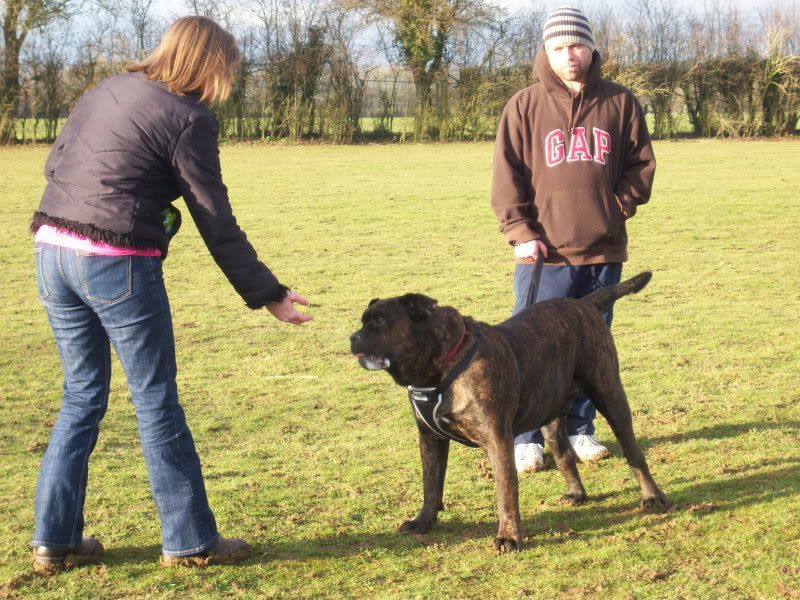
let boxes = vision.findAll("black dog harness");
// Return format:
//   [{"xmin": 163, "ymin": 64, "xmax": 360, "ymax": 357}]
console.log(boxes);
[{"xmin": 407, "ymin": 327, "xmax": 481, "ymax": 447}]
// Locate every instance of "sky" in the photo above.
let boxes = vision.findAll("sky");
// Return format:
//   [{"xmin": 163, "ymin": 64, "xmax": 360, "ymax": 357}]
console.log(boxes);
[
  {"xmin": 494, "ymin": 0, "xmax": 783, "ymax": 24},
  {"xmin": 148, "ymin": 0, "xmax": 787, "ymax": 22},
  {"xmin": 498, "ymin": 0, "xmax": 771, "ymax": 11},
  {"xmin": 72, "ymin": 0, "xmax": 794, "ymax": 55}
]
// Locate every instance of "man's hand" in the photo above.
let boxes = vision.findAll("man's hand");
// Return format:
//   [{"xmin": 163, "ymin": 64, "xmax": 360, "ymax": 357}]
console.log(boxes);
[
  {"xmin": 267, "ymin": 290, "xmax": 313, "ymax": 325},
  {"xmin": 514, "ymin": 240, "xmax": 548, "ymax": 261}
]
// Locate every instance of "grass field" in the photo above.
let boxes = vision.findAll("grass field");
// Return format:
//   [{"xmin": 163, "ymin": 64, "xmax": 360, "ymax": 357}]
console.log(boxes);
[{"xmin": 1, "ymin": 140, "xmax": 799, "ymax": 599}]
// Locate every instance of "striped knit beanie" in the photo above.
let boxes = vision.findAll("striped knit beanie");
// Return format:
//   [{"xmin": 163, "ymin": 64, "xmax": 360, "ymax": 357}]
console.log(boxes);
[{"xmin": 543, "ymin": 6, "xmax": 595, "ymax": 51}]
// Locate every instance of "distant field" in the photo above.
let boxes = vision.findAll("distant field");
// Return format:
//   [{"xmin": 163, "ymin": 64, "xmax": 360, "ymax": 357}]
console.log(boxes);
[
  {"xmin": 14, "ymin": 111, "xmax": 699, "ymax": 143},
  {"xmin": 1, "ymin": 140, "xmax": 798, "ymax": 598},
  {"xmin": 16, "ymin": 116, "xmax": 423, "ymax": 141}
]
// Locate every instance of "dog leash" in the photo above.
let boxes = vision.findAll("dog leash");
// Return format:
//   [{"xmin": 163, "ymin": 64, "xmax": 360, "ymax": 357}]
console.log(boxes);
[{"xmin": 525, "ymin": 252, "xmax": 545, "ymax": 308}]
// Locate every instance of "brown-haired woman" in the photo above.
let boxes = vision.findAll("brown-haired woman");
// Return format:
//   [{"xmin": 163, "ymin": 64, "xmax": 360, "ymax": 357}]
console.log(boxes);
[{"xmin": 30, "ymin": 16, "xmax": 311, "ymax": 571}]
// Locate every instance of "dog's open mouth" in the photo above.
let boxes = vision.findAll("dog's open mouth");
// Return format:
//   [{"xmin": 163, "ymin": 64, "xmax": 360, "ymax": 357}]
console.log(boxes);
[{"xmin": 355, "ymin": 354, "xmax": 391, "ymax": 370}]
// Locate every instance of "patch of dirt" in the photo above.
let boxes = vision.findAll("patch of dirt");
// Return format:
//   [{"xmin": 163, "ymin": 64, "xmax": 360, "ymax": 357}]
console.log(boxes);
[
  {"xmin": 686, "ymin": 502, "xmax": 717, "ymax": 513},
  {"xmin": 633, "ymin": 568, "xmax": 675, "ymax": 582},
  {"xmin": 777, "ymin": 579, "xmax": 800, "ymax": 598},
  {"xmin": 25, "ymin": 441, "xmax": 46, "ymax": 453},
  {"xmin": 476, "ymin": 459, "xmax": 493, "ymax": 481},
  {"xmin": 0, "ymin": 571, "xmax": 41, "ymax": 600}
]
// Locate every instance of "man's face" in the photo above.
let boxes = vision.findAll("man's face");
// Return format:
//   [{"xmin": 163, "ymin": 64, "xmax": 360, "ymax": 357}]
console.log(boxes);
[{"xmin": 545, "ymin": 42, "xmax": 593, "ymax": 83}]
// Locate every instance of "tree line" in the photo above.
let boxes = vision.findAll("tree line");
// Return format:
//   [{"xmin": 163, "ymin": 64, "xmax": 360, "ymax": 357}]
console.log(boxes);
[{"xmin": 2, "ymin": 0, "xmax": 799, "ymax": 145}]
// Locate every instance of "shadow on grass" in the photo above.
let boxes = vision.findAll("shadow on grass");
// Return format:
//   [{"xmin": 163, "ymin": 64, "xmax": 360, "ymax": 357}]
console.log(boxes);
[
  {"xmin": 6, "ymin": 459, "xmax": 794, "ymax": 591},
  {"xmin": 101, "ymin": 544, "xmax": 163, "ymax": 569},
  {"xmin": 248, "ymin": 457, "xmax": 800, "ymax": 563},
  {"xmin": 637, "ymin": 420, "xmax": 800, "ymax": 447},
  {"xmin": 9, "ymin": 437, "xmax": 795, "ymax": 584}
]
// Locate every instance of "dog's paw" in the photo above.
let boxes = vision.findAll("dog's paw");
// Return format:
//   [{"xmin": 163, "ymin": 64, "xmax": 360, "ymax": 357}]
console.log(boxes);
[
  {"xmin": 398, "ymin": 515, "xmax": 436, "ymax": 534},
  {"xmin": 558, "ymin": 492, "xmax": 587, "ymax": 506},
  {"xmin": 492, "ymin": 536, "xmax": 522, "ymax": 553},
  {"xmin": 639, "ymin": 495, "xmax": 673, "ymax": 513}
]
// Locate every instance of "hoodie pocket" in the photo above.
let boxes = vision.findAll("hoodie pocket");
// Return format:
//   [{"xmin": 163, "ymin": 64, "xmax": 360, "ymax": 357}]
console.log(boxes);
[{"xmin": 538, "ymin": 189, "xmax": 624, "ymax": 251}]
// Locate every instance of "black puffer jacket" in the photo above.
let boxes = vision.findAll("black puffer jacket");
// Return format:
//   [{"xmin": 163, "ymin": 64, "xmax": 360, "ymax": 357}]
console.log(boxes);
[{"xmin": 32, "ymin": 72, "xmax": 287, "ymax": 308}]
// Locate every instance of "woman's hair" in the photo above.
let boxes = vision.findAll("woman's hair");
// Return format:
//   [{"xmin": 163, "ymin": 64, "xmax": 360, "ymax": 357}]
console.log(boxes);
[{"xmin": 127, "ymin": 16, "xmax": 240, "ymax": 104}]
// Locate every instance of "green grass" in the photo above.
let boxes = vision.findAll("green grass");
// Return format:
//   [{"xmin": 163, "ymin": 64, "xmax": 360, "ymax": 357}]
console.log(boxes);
[
  {"xmin": 13, "ymin": 118, "xmax": 66, "ymax": 143},
  {"xmin": 1, "ymin": 139, "xmax": 799, "ymax": 598},
  {"xmin": 359, "ymin": 116, "xmax": 416, "ymax": 135}
]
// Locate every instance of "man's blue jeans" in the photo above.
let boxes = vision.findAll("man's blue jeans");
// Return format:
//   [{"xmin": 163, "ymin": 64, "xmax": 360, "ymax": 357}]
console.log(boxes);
[
  {"xmin": 32, "ymin": 244, "xmax": 218, "ymax": 556},
  {"xmin": 512, "ymin": 262, "xmax": 622, "ymax": 445}
]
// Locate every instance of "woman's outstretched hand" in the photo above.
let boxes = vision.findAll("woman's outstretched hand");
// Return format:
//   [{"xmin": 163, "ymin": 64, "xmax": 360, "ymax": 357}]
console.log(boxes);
[{"xmin": 267, "ymin": 290, "xmax": 313, "ymax": 325}]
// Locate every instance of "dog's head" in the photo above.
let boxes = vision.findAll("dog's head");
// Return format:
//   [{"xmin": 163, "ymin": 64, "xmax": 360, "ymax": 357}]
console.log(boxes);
[{"xmin": 350, "ymin": 293, "xmax": 464, "ymax": 387}]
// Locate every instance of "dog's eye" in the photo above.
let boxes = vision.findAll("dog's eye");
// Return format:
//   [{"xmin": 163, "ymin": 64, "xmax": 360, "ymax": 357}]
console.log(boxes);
[{"xmin": 374, "ymin": 315, "xmax": 386, "ymax": 326}]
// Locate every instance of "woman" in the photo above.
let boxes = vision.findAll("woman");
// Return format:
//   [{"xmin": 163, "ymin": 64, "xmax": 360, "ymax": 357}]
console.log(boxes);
[{"xmin": 30, "ymin": 16, "xmax": 311, "ymax": 571}]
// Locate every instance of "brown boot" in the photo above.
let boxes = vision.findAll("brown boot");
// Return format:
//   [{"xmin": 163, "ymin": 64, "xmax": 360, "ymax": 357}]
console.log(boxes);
[
  {"xmin": 160, "ymin": 536, "xmax": 251, "ymax": 567},
  {"xmin": 32, "ymin": 537, "xmax": 104, "ymax": 573}
]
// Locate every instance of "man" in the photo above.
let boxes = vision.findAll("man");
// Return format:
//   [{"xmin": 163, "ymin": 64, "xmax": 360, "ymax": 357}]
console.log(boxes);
[{"xmin": 491, "ymin": 6, "xmax": 656, "ymax": 473}]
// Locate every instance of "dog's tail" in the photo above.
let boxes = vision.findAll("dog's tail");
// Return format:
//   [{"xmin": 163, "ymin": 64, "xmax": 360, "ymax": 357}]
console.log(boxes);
[{"xmin": 582, "ymin": 271, "xmax": 652, "ymax": 314}]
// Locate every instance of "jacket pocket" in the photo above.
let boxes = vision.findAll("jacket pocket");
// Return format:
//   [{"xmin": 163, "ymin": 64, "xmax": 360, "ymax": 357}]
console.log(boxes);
[
  {"xmin": 43, "ymin": 142, "xmax": 65, "ymax": 179},
  {"xmin": 537, "ymin": 189, "xmax": 624, "ymax": 251},
  {"xmin": 43, "ymin": 128, "xmax": 72, "ymax": 179},
  {"xmin": 76, "ymin": 253, "xmax": 132, "ymax": 304}
]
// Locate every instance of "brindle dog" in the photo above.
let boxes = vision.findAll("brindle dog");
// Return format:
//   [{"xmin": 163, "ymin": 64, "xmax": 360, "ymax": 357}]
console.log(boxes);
[{"xmin": 349, "ymin": 272, "xmax": 671, "ymax": 552}]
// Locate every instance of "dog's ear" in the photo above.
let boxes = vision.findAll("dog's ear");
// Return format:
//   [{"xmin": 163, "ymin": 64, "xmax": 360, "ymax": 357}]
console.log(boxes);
[
  {"xmin": 368, "ymin": 298, "xmax": 379, "ymax": 307},
  {"xmin": 399, "ymin": 293, "xmax": 438, "ymax": 321}
]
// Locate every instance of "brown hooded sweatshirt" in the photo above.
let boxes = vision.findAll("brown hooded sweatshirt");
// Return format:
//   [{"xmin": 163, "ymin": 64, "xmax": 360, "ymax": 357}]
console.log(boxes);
[{"xmin": 491, "ymin": 48, "xmax": 656, "ymax": 265}]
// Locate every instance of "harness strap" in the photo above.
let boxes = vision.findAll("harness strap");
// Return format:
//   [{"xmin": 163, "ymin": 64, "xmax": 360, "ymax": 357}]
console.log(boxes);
[{"xmin": 407, "ymin": 326, "xmax": 482, "ymax": 448}]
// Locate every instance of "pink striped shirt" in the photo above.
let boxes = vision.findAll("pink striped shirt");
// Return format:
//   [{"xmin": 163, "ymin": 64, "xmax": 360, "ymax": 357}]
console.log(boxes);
[{"xmin": 35, "ymin": 225, "xmax": 161, "ymax": 257}]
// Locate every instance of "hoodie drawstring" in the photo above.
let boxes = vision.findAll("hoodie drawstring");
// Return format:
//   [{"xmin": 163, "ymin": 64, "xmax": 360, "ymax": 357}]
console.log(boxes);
[{"xmin": 569, "ymin": 89, "xmax": 585, "ymax": 135}]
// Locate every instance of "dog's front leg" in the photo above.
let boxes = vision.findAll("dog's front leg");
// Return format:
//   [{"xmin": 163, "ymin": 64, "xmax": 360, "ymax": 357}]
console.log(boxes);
[
  {"xmin": 399, "ymin": 430, "xmax": 449, "ymax": 534},
  {"xmin": 484, "ymin": 432, "xmax": 523, "ymax": 552}
]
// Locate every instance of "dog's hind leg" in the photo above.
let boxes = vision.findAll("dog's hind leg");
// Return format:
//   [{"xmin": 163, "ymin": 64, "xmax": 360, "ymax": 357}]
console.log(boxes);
[
  {"xmin": 588, "ymin": 379, "xmax": 672, "ymax": 512},
  {"xmin": 540, "ymin": 418, "xmax": 587, "ymax": 505},
  {"xmin": 399, "ymin": 431, "xmax": 449, "ymax": 534}
]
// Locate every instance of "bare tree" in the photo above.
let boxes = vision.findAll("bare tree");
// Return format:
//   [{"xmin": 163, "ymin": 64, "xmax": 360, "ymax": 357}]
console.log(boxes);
[
  {"xmin": 366, "ymin": 20, "xmax": 409, "ymax": 133},
  {"xmin": 583, "ymin": 3, "xmax": 620, "ymax": 57},
  {"xmin": 759, "ymin": 1, "xmax": 800, "ymax": 56},
  {"xmin": 3, "ymin": 0, "xmax": 797, "ymax": 143},
  {"xmin": 319, "ymin": 4, "xmax": 369, "ymax": 142},
  {"xmin": 250, "ymin": 0, "xmax": 327, "ymax": 139},
  {"xmin": 126, "ymin": 0, "xmax": 156, "ymax": 59},
  {"xmin": 68, "ymin": 12, "xmax": 123, "ymax": 94},
  {"xmin": 182, "ymin": 0, "xmax": 238, "ymax": 29},
  {"xmin": 251, "ymin": 0, "xmax": 293, "ymax": 60},
  {"xmin": 680, "ymin": 1, "xmax": 755, "ymax": 137},
  {"xmin": 441, "ymin": 10, "xmax": 517, "ymax": 140},
  {"xmin": 349, "ymin": 0, "xmax": 496, "ymax": 140},
  {"xmin": 758, "ymin": 2, "xmax": 800, "ymax": 134},
  {"xmin": 760, "ymin": 24, "xmax": 800, "ymax": 135},
  {"xmin": 28, "ymin": 23, "xmax": 69, "ymax": 139},
  {"xmin": 1, "ymin": 0, "xmax": 75, "ymax": 143},
  {"xmin": 623, "ymin": 0, "xmax": 687, "ymax": 138},
  {"xmin": 682, "ymin": 8, "xmax": 717, "ymax": 136},
  {"xmin": 505, "ymin": 1, "xmax": 547, "ymax": 66}
]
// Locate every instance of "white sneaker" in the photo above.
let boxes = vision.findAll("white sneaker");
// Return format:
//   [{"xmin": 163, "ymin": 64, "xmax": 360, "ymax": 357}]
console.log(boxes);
[
  {"xmin": 514, "ymin": 433, "xmax": 545, "ymax": 473},
  {"xmin": 569, "ymin": 434, "xmax": 611, "ymax": 462}
]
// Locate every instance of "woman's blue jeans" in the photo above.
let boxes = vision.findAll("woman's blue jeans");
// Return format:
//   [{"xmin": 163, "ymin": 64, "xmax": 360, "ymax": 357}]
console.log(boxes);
[{"xmin": 32, "ymin": 243, "xmax": 218, "ymax": 556}]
